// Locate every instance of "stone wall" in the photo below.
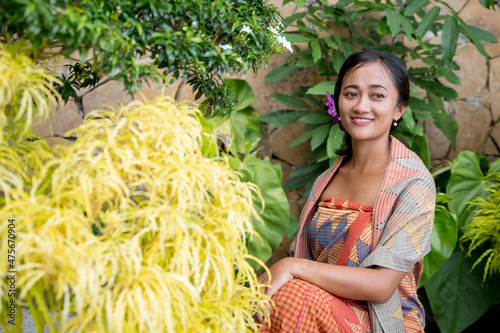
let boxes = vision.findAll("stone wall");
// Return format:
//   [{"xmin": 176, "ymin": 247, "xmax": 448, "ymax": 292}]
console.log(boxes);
[{"xmin": 33, "ymin": 0, "xmax": 500, "ymax": 263}]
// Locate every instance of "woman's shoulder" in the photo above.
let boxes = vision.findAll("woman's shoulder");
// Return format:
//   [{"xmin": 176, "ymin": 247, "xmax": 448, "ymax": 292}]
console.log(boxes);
[{"xmin": 390, "ymin": 137, "xmax": 433, "ymax": 177}]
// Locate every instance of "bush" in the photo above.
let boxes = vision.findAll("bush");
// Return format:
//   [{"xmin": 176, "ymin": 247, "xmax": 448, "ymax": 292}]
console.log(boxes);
[{"xmin": 0, "ymin": 43, "xmax": 269, "ymax": 331}]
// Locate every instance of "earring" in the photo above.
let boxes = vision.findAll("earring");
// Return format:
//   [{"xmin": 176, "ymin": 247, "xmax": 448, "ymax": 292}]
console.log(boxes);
[{"xmin": 393, "ymin": 120, "xmax": 398, "ymax": 127}]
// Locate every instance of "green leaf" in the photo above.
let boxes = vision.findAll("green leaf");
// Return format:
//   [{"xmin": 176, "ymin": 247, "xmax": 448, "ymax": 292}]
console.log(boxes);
[
  {"xmin": 479, "ymin": 0, "xmax": 496, "ymax": 9},
  {"xmin": 265, "ymin": 64, "xmax": 299, "ymax": 83},
  {"xmin": 312, "ymin": 39, "xmax": 321, "ymax": 63},
  {"xmin": 229, "ymin": 107, "xmax": 263, "ymax": 154},
  {"xmin": 296, "ymin": 0, "xmax": 307, "ymax": 8},
  {"xmin": 464, "ymin": 25, "xmax": 498, "ymax": 43},
  {"xmin": 282, "ymin": 33, "xmax": 314, "ymax": 43},
  {"xmin": 284, "ymin": 12, "xmax": 308, "ymax": 25},
  {"xmin": 310, "ymin": 123, "xmax": 330, "ymax": 151},
  {"xmin": 385, "ymin": 9, "xmax": 413, "ymax": 40},
  {"xmin": 416, "ymin": 6, "xmax": 440, "ymax": 37},
  {"xmin": 427, "ymin": 90, "xmax": 458, "ymax": 148},
  {"xmin": 419, "ymin": 204, "xmax": 458, "ymax": 287},
  {"xmin": 326, "ymin": 125, "xmax": 345, "ymax": 158},
  {"xmin": 331, "ymin": 49, "xmax": 344, "ymax": 73},
  {"xmin": 259, "ymin": 110, "xmax": 308, "ymax": 128},
  {"xmin": 409, "ymin": 96, "xmax": 438, "ymax": 113},
  {"xmin": 289, "ymin": 163, "xmax": 324, "ymax": 179},
  {"xmin": 408, "ymin": 133, "xmax": 430, "ymax": 168},
  {"xmin": 403, "ymin": 0, "xmax": 430, "ymax": 17},
  {"xmin": 286, "ymin": 215, "xmax": 299, "ymax": 238},
  {"xmin": 441, "ymin": 16, "xmax": 459, "ymax": 69},
  {"xmin": 228, "ymin": 153, "xmax": 290, "ymax": 269},
  {"xmin": 446, "ymin": 150, "xmax": 496, "ymax": 227},
  {"xmin": 297, "ymin": 54, "xmax": 316, "ymax": 67},
  {"xmin": 306, "ymin": 81, "xmax": 336, "ymax": 95},
  {"xmin": 299, "ymin": 113, "xmax": 332, "ymax": 124},
  {"xmin": 271, "ymin": 93, "xmax": 310, "ymax": 108},
  {"xmin": 290, "ymin": 129, "xmax": 314, "ymax": 148},
  {"xmin": 224, "ymin": 78, "xmax": 255, "ymax": 110},
  {"xmin": 425, "ymin": 251, "xmax": 500, "ymax": 333}
]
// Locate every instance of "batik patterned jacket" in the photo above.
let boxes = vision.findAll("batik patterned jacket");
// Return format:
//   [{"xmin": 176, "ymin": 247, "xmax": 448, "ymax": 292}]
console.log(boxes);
[{"xmin": 293, "ymin": 136, "xmax": 436, "ymax": 333}]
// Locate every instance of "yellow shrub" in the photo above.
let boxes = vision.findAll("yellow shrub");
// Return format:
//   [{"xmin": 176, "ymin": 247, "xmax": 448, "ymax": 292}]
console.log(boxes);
[
  {"xmin": 0, "ymin": 42, "xmax": 60, "ymax": 143},
  {"xmin": 0, "ymin": 95, "xmax": 269, "ymax": 332}
]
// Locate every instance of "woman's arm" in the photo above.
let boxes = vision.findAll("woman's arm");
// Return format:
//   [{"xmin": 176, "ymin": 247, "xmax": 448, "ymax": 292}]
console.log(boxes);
[{"xmin": 258, "ymin": 257, "xmax": 406, "ymax": 304}]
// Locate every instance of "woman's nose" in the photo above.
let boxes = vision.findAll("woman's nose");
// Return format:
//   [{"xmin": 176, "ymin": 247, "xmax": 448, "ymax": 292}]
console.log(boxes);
[{"xmin": 353, "ymin": 95, "xmax": 370, "ymax": 112}]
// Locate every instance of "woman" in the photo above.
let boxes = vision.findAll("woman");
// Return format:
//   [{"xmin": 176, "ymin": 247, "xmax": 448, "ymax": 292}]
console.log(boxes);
[{"xmin": 256, "ymin": 50, "xmax": 435, "ymax": 333}]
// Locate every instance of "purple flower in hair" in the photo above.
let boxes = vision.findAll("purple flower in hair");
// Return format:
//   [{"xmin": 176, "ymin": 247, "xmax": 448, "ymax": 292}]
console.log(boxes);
[{"xmin": 326, "ymin": 91, "xmax": 344, "ymax": 131}]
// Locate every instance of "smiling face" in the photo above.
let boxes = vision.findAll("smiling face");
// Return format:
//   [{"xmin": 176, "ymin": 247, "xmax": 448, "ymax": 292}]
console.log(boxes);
[{"xmin": 338, "ymin": 60, "xmax": 406, "ymax": 144}]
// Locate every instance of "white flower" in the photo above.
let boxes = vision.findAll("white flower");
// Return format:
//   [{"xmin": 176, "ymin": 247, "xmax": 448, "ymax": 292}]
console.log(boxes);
[
  {"xmin": 276, "ymin": 35, "xmax": 293, "ymax": 53},
  {"xmin": 241, "ymin": 25, "xmax": 252, "ymax": 33},
  {"xmin": 219, "ymin": 44, "xmax": 233, "ymax": 50},
  {"xmin": 267, "ymin": 26, "xmax": 280, "ymax": 35}
]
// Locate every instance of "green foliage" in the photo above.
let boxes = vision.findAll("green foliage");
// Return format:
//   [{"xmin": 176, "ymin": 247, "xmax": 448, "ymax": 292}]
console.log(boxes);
[
  {"xmin": 423, "ymin": 151, "xmax": 500, "ymax": 332},
  {"xmin": 1, "ymin": 93, "xmax": 272, "ymax": 331},
  {"xmin": 425, "ymin": 251, "xmax": 500, "ymax": 333},
  {"xmin": 228, "ymin": 152, "xmax": 290, "ymax": 270},
  {"xmin": 261, "ymin": 0, "xmax": 497, "ymax": 194},
  {"xmin": 419, "ymin": 201, "xmax": 457, "ymax": 287},
  {"xmin": 199, "ymin": 78, "xmax": 290, "ymax": 270},
  {"xmin": 463, "ymin": 174, "xmax": 500, "ymax": 281},
  {"xmin": 0, "ymin": 0, "xmax": 286, "ymax": 115}
]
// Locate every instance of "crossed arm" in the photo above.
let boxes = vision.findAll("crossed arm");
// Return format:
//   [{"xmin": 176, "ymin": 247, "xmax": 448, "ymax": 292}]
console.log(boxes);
[{"xmin": 255, "ymin": 257, "xmax": 406, "ymax": 322}]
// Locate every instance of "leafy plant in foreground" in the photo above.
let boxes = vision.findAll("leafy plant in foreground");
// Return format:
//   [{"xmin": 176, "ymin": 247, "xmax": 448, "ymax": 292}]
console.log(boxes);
[{"xmin": 423, "ymin": 151, "xmax": 500, "ymax": 332}]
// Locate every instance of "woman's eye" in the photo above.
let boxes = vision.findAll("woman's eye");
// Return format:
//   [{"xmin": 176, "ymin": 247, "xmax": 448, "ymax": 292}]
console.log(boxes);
[
  {"xmin": 374, "ymin": 93, "xmax": 384, "ymax": 98},
  {"xmin": 345, "ymin": 92, "xmax": 357, "ymax": 97}
]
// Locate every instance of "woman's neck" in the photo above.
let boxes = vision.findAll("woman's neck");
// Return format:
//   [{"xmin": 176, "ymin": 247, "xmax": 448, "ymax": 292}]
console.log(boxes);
[{"xmin": 347, "ymin": 136, "xmax": 392, "ymax": 174}]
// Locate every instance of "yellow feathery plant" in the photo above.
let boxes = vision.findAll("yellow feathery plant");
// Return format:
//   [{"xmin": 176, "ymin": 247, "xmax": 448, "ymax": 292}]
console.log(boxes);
[
  {"xmin": 0, "ymin": 42, "xmax": 61, "ymax": 143},
  {"xmin": 0, "ymin": 95, "xmax": 271, "ymax": 332},
  {"xmin": 462, "ymin": 174, "xmax": 500, "ymax": 282}
]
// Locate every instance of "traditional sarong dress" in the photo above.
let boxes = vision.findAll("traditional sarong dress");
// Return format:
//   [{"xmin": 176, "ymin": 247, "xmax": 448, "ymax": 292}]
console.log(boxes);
[{"xmin": 260, "ymin": 137, "xmax": 435, "ymax": 333}]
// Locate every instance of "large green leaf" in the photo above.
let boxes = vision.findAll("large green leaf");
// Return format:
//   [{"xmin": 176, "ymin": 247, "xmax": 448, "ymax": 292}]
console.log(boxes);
[
  {"xmin": 425, "ymin": 251, "xmax": 500, "ymax": 333},
  {"xmin": 419, "ymin": 204, "xmax": 458, "ymax": 287},
  {"xmin": 229, "ymin": 107, "xmax": 263, "ymax": 154},
  {"xmin": 227, "ymin": 152, "xmax": 290, "ymax": 269},
  {"xmin": 446, "ymin": 150, "xmax": 497, "ymax": 227},
  {"xmin": 224, "ymin": 78, "xmax": 255, "ymax": 111}
]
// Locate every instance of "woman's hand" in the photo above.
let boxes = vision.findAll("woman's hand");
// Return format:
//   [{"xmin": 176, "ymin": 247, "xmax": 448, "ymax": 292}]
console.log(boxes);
[{"xmin": 254, "ymin": 257, "xmax": 298, "ymax": 323}]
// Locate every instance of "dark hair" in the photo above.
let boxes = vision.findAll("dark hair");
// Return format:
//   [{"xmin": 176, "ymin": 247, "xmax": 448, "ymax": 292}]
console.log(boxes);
[{"xmin": 333, "ymin": 50, "xmax": 410, "ymax": 156}]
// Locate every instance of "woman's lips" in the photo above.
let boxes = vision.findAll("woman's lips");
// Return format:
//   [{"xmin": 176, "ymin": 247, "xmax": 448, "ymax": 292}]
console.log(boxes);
[{"xmin": 351, "ymin": 117, "xmax": 374, "ymax": 125}]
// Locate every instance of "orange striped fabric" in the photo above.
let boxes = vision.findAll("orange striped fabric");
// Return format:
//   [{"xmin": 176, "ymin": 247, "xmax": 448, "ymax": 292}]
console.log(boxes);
[
  {"xmin": 260, "ymin": 199, "xmax": 373, "ymax": 333},
  {"xmin": 293, "ymin": 136, "xmax": 435, "ymax": 333}
]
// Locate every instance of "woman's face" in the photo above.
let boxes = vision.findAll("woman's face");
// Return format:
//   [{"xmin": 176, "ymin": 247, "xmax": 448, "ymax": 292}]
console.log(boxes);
[{"xmin": 338, "ymin": 60, "xmax": 405, "ymax": 144}]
